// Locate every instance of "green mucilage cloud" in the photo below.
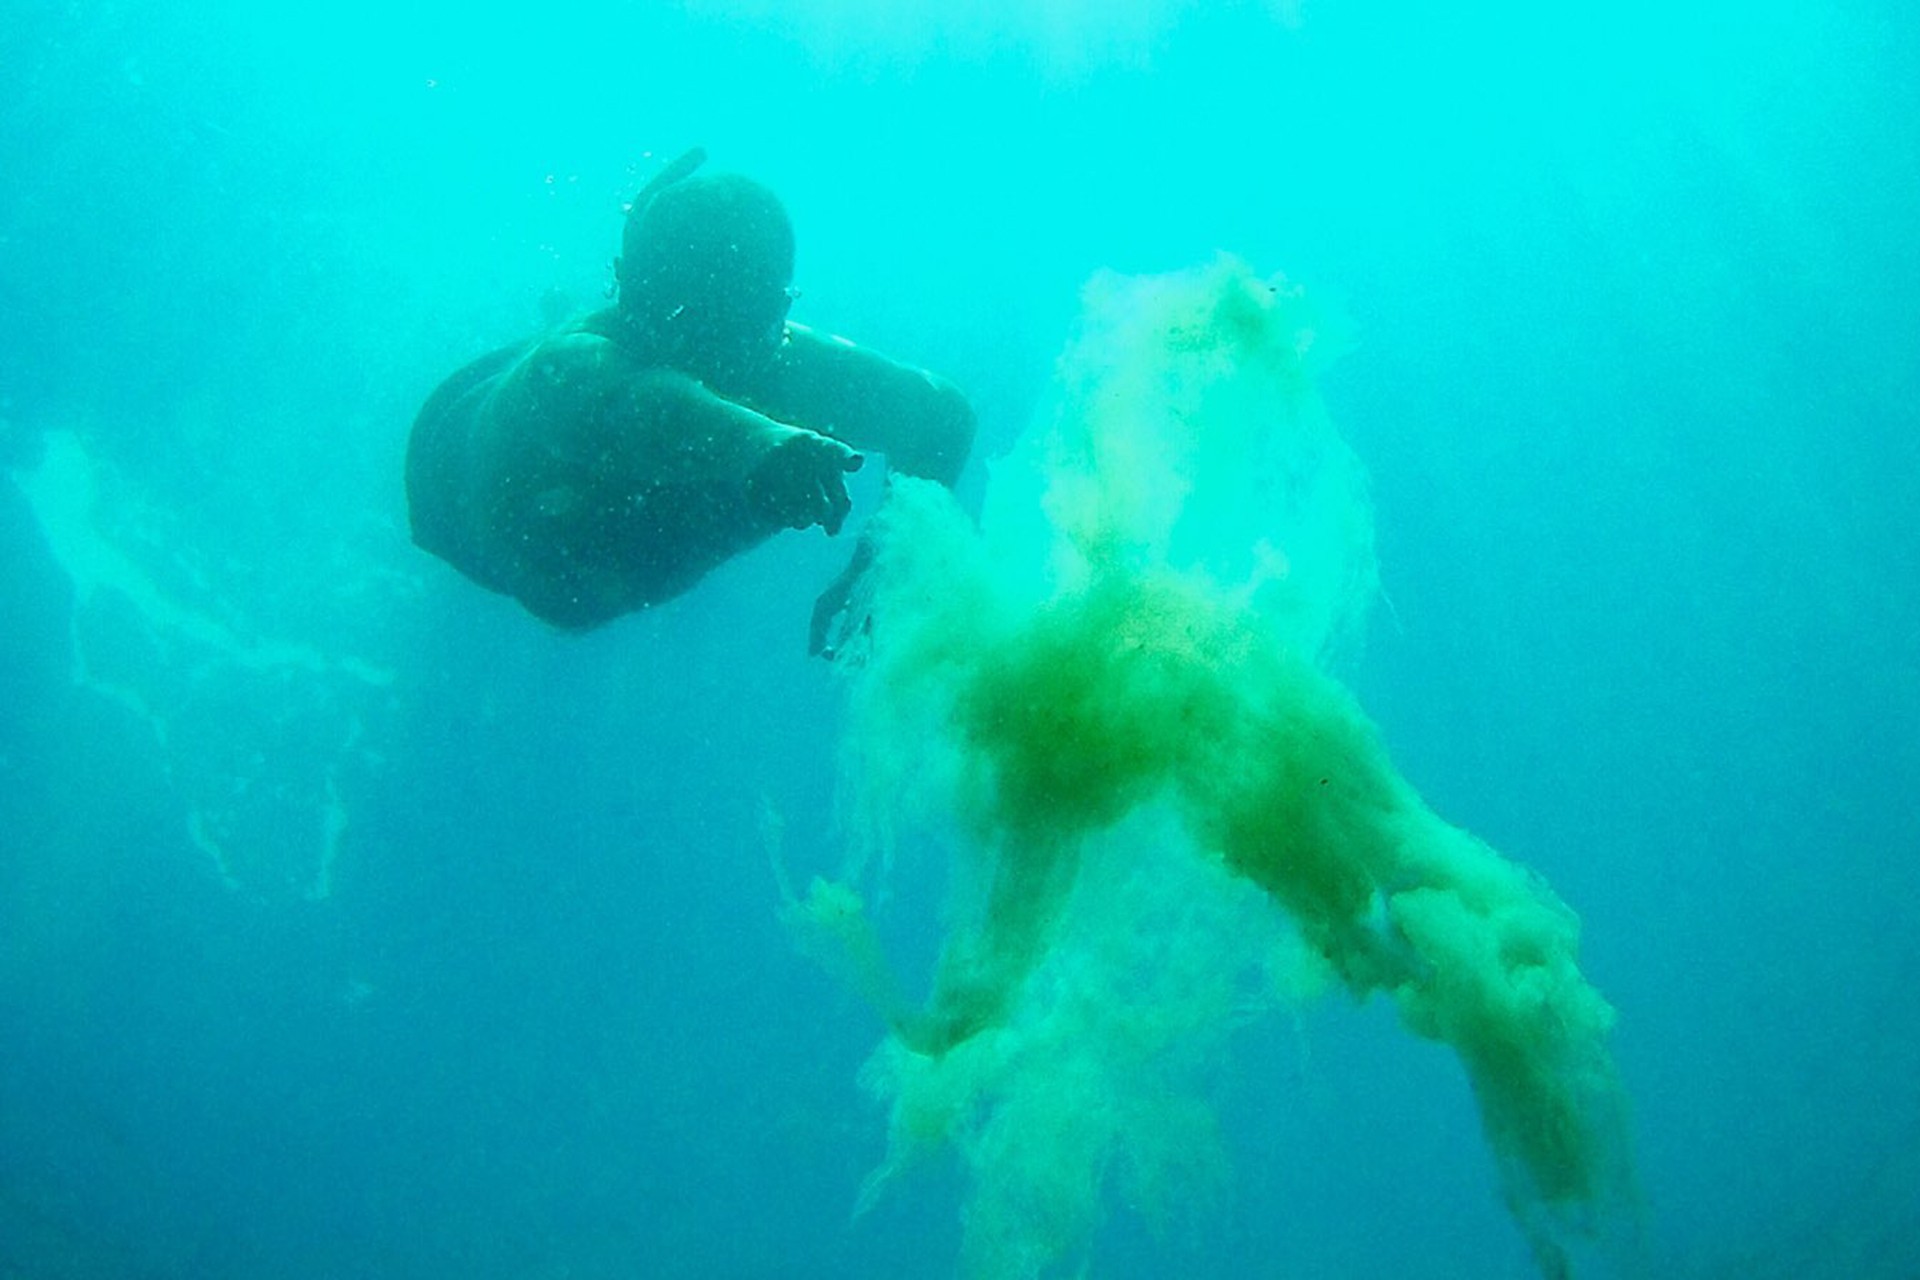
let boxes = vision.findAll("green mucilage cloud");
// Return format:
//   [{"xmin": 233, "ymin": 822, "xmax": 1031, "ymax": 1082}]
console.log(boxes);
[{"xmin": 798, "ymin": 257, "xmax": 1632, "ymax": 1277}]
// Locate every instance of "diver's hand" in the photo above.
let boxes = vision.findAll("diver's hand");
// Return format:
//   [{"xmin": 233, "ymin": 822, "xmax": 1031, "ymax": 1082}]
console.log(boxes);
[
  {"xmin": 747, "ymin": 431, "xmax": 863, "ymax": 535},
  {"xmin": 809, "ymin": 535, "xmax": 876, "ymax": 660}
]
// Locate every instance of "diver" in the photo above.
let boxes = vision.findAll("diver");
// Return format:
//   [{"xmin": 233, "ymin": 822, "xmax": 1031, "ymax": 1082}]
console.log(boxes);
[{"xmin": 405, "ymin": 148, "xmax": 975, "ymax": 653}]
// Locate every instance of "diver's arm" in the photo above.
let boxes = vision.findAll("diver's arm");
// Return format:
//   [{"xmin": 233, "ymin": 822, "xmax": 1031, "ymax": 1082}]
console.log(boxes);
[
  {"xmin": 759, "ymin": 328, "xmax": 977, "ymax": 656},
  {"xmin": 458, "ymin": 333, "xmax": 864, "ymax": 627},
  {"xmin": 756, "ymin": 324, "xmax": 976, "ymax": 487},
  {"xmin": 607, "ymin": 363, "xmax": 864, "ymax": 534},
  {"xmin": 485, "ymin": 332, "xmax": 858, "ymax": 531}
]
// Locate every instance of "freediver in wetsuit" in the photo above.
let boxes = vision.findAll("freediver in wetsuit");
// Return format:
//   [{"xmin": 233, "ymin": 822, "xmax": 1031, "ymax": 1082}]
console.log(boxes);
[{"xmin": 406, "ymin": 148, "xmax": 975, "ymax": 653}]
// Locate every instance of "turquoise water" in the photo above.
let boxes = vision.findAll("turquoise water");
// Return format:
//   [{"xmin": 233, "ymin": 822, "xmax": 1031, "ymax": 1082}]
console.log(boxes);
[{"xmin": 2, "ymin": 2, "xmax": 1916, "ymax": 1276}]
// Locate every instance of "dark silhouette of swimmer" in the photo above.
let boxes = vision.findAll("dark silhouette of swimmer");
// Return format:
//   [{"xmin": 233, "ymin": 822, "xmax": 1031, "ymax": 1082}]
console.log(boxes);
[{"xmin": 405, "ymin": 148, "xmax": 975, "ymax": 653}]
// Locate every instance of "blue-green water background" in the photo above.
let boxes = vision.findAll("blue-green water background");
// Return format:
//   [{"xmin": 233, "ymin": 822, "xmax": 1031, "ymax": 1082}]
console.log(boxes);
[{"xmin": 2, "ymin": 2, "xmax": 1917, "ymax": 1276}]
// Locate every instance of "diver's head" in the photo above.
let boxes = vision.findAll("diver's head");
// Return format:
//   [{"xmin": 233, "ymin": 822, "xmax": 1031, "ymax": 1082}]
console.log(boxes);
[{"xmin": 616, "ymin": 163, "xmax": 796, "ymax": 379}]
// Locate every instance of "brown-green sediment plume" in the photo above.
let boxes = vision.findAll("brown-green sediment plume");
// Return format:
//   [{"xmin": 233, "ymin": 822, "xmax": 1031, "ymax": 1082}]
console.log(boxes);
[{"xmin": 812, "ymin": 258, "xmax": 1632, "ymax": 1276}]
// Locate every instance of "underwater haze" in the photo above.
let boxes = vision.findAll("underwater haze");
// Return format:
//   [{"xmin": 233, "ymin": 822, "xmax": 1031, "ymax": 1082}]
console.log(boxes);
[{"xmin": 3, "ymin": 1, "xmax": 1918, "ymax": 1277}]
